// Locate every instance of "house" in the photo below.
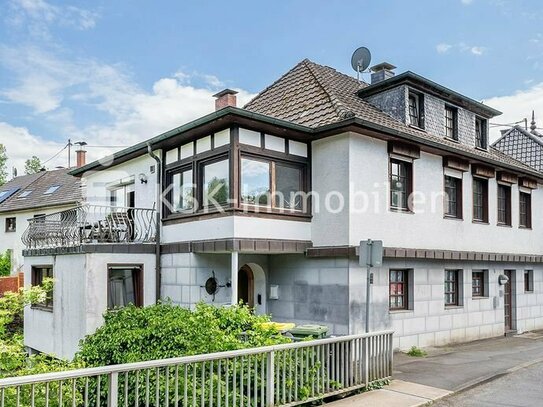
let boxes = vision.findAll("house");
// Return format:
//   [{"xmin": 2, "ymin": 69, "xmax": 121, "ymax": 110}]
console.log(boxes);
[
  {"xmin": 0, "ymin": 168, "xmax": 82, "ymax": 275},
  {"xmin": 22, "ymin": 59, "xmax": 543, "ymax": 359}
]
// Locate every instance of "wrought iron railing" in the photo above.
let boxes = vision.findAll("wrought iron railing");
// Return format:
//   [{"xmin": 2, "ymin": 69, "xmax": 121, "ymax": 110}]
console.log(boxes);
[
  {"xmin": 21, "ymin": 204, "xmax": 156, "ymax": 249},
  {"xmin": 0, "ymin": 331, "xmax": 393, "ymax": 407}
]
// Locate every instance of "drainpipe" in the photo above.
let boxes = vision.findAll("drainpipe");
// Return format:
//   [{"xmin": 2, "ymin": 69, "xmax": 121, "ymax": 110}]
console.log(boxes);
[{"xmin": 147, "ymin": 143, "xmax": 162, "ymax": 304}]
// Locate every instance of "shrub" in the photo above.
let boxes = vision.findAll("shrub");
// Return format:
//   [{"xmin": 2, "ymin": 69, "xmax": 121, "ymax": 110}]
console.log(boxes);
[
  {"xmin": 406, "ymin": 346, "xmax": 427, "ymax": 357},
  {"xmin": 0, "ymin": 250, "xmax": 11, "ymax": 277}
]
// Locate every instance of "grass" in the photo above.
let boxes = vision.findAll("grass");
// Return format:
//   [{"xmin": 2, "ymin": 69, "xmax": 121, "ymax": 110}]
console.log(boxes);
[{"xmin": 406, "ymin": 346, "xmax": 427, "ymax": 357}]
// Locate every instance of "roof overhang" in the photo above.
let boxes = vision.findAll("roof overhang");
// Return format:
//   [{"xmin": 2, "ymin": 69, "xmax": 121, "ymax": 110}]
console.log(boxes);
[{"xmin": 357, "ymin": 71, "xmax": 502, "ymax": 118}]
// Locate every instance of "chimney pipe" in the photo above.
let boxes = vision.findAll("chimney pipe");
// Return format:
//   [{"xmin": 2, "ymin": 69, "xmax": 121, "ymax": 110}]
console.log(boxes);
[
  {"xmin": 369, "ymin": 62, "xmax": 397, "ymax": 85},
  {"xmin": 213, "ymin": 89, "xmax": 238, "ymax": 111}
]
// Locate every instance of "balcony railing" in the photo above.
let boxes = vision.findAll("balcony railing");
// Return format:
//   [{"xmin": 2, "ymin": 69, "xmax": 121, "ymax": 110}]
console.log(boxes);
[
  {"xmin": 22, "ymin": 204, "xmax": 156, "ymax": 249},
  {"xmin": 0, "ymin": 331, "xmax": 394, "ymax": 407}
]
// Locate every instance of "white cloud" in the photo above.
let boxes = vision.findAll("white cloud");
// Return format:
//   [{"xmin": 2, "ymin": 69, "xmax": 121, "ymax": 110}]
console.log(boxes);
[
  {"xmin": 436, "ymin": 43, "xmax": 452, "ymax": 54},
  {"xmin": 484, "ymin": 82, "xmax": 543, "ymax": 142},
  {"xmin": 435, "ymin": 42, "xmax": 486, "ymax": 56}
]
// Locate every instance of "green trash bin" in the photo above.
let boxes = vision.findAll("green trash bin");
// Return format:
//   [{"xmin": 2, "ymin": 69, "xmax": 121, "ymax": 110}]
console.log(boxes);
[{"xmin": 288, "ymin": 324, "xmax": 329, "ymax": 340}]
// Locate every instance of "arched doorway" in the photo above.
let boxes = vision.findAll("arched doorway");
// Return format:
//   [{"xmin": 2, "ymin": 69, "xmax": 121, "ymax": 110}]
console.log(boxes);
[{"xmin": 237, "ymin": 265, "xmax": 254, "ymax": 307}]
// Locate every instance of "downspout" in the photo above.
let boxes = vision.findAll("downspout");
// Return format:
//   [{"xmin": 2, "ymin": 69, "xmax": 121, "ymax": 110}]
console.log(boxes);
[{"xmin": 147, "ymin": 143, "xmax": 162, "ymax": 303}]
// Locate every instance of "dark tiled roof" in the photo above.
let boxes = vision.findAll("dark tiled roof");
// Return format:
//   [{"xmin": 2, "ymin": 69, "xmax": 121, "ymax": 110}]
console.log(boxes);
[
  {"xmin": 492, "ymin": 126, "xmax": 543, "ymax": 172},
  {"xmin": 244, "ymin": 59, "xmax": 537, "ymax": 175},
  {"xmin": 0, "ymin": 169, "xmax": 82, "ymax": 214}
]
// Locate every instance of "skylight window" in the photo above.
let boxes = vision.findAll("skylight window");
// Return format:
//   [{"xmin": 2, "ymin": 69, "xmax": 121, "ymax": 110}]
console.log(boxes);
[
  {"xmin": 44, "ymin": 185, "xmax": 60, "ymax": 195},
  {"xmin": 19, "ymin": 190, "xmax": 32, "ymax": 198}
]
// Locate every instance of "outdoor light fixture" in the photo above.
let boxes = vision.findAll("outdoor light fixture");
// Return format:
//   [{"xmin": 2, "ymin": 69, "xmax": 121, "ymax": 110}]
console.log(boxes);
[{"xmin": 139, "ymin": 173, "xmax": 148, "ymax": 184}]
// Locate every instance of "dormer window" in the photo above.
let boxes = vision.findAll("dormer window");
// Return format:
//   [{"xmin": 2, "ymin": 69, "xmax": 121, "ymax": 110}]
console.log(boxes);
[
  {"xmin": 475, "ymin": 117, "xmax": 488, "ymax": 149},
  {"xmin": 445, "ymin": 106, "xmax": 458, "ymax": 140},
  {"xmin": 408, "ymin": 91, "xmax": 424, "ymax": 129}
]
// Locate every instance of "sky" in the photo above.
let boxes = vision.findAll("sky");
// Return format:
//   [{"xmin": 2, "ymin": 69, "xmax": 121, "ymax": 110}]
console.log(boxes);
[{"xmin": 1, "ymin": 0, "xmax": 543, "ymax": 174}]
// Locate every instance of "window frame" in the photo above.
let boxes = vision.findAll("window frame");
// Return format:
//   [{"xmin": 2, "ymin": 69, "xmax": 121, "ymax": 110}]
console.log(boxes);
[
  {"xmin": 524, "ymin": 270, "xmax": 534, "ymax": 293},
  {"xmin": 199, "ymin": 154, "xmax": 231, "ymax": 209},
  {"xmin": 5, "ymin": 217, "xmax": 16, "ymax": 233},
  {"xmin": 389, "ymin": 269, "xmax": 409, "ymax": 311},
  {"xmin": 445, "ymin": 269, "xmax": 460, "ymax": 306},
  {"xmin": 31, "ymin": 265, "xmax": 53, "ymax": 310},
  {"xmin": 472, "ymin": 177, "xmax": 489, "ymax": 223},
  {"xmin": 475, "ymin": 117, "xmax": 488, "ymax": 149},
  {"xmin": 107, "ymin": 264, "xmax": 144, "ymax": 309},
  {"xmin": 497, "ymin": 184, "xmax": 512, "ymax": 226},
  {"xmin": 444, "ymin": 105, "xmax": 459, "ymax": 140},
  {"xmin": 472, "ymin": 271, "xmax": 486, "ymax": 298},
  {"xmin": 519, "ymin": 191, "xmax": 532, "ymax": 229},
  {"xmin": 389, "ymin": 158, "xmax": 413, "ymax": 212},
  {"xmin": 408, "ymin": 92, "xmax": 424, "ymax": 129},
  {"xmin": 167, "ymin": 164, "xmax": 195, "ymax": 214},
  {"xmin": 444, "ymin": 175, "xmax": 463, "ymax": 219}
]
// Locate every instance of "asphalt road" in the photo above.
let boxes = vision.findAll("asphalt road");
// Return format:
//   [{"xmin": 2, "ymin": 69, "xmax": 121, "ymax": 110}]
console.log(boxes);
[{"xmin": 432, "ymin": 361, "xmax": 543, "ymax": 407}]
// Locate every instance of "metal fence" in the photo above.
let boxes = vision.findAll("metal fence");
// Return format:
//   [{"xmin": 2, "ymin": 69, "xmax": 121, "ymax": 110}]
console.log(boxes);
[
  {"xmin": 21, "ymin": 204, "xmax": 156, "ymax": 249},
  {"xmin": 0, "ymin": 331, "xmax": 393, "ymax": 407}
]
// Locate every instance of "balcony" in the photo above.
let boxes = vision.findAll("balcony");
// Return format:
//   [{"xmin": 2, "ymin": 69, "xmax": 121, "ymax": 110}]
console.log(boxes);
[{"xmin": 22, "ymin": 205, "xmax": 156, "ymax": 249}]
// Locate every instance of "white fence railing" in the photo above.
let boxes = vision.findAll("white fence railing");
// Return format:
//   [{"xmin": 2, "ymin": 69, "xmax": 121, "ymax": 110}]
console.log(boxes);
[{"xmin": 0, "ymin": 331, "xmax": 393, "ymax": 407}]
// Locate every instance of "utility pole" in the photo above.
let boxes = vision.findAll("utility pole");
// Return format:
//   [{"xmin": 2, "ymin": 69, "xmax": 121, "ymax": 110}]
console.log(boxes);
[
  {"xmin": 67, "ymin": 139, "xmax": 72, "ymax": 168},
  {"xmin": 359, "ymin": 239, "xmax": 383, "ymax": 333}
]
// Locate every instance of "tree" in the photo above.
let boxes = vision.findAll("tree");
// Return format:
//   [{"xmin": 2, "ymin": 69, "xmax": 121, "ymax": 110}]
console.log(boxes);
[
  {"xmin": 0, "ymin": 144, "xmax": 7, "ymax": 186},
  {"xmin": 24, "ymin": 155, "xmax": 43, "ymax": 175}
]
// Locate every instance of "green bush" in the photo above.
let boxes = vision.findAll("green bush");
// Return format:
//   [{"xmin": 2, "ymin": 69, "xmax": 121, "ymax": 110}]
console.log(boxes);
[{"xmin": 0, "ymin": 249, "xmax": 11, "ymax": 277}]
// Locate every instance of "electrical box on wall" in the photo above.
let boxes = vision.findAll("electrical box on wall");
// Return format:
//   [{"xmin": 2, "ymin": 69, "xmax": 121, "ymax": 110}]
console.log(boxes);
[{"xmin": 269, "ymin": 285, "xmax": 279, "ymax": 300}]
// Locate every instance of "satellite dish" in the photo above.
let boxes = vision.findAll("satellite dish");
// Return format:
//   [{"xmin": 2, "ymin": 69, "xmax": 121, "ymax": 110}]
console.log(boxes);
[{"xmin": 351, "ymin": 47, "xmax": 372, "ymax": 80}]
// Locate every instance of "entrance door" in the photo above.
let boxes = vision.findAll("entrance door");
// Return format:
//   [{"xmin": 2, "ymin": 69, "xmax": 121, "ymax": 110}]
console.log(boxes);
[
  {"xmin": 504, "ymin": 270, "xmax": 513, "ymax": 331},
  {"xmin": 237, "ymin": 265, "xmax": 254, "ymax": 307}
]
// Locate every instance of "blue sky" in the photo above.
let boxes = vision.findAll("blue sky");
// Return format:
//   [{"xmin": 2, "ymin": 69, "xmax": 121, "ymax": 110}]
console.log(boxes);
[{"xmin": 1, "ymin": 0, "xmax": 543, "ymax": 171}]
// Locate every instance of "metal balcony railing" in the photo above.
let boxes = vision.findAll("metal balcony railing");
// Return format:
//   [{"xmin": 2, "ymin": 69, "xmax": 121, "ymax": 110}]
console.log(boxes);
[
  {"xmin": 21, "ymin": 205, "xmax": 156, "ymax": 249},
  {"xmin": 0, "ymin": 331, "xmax": 394, "ymax": 407}
]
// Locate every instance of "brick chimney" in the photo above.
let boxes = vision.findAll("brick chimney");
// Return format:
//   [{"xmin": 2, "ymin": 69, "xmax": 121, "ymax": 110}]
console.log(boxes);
[
  {"xmin": 76, "ymin": 149, "xmax": 86, "ymax": 168},
  {"xmin": 213, "ymin": 89, "xmax": 238, "ymax": 111}
]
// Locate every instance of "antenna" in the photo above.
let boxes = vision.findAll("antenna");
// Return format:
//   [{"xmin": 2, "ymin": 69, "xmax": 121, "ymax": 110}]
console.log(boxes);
[{"xmin": 351, "ymin": 47, "xmax": 372, "ymax": 81}]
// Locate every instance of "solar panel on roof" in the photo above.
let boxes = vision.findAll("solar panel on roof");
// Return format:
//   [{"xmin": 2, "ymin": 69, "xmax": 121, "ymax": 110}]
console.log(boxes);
[{"xmin": 0, "ymin": 188, "xmax": 21, "ymax": 204}]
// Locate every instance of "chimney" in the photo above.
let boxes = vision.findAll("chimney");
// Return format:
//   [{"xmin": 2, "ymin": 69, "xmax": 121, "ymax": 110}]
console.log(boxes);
[
  {"xmin": 74, "ymin": 141, "xmax": 87, "ymax": 168},
  {"xmin": 369, "ymin": 62, "xmax": 397, "ymax": 85},
  {"xmin": 213, "ymin": 89, "xmax": 238, "ymax": 111}
]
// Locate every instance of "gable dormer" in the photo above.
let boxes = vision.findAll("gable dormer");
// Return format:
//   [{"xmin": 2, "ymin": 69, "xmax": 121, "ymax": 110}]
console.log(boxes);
[{"xmin": 359, "ymin": 64, "xmax": 501, "ymax": 151}]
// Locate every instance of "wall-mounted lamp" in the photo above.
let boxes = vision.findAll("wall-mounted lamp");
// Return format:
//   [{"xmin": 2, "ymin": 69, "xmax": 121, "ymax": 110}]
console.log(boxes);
[{"xmin": 139, "ymin": 173, "xmax": 148, "ymax": 184}]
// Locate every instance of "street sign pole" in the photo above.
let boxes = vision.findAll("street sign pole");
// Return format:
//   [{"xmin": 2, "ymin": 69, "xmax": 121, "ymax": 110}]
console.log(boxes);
[{"xmin": 359, "ymin": 239, "xmax": 383, "ymax": 333}]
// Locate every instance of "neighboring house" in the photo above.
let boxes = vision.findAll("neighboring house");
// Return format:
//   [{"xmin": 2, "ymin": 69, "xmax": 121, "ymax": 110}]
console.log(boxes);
[
  {"xmin": 22, "ymin": 59, "xmax": 543, "ymax": 359},
  {"xmin": 0, "ymin": 169, "xmax": 82, "ymax": 274},
  {"xmin": 492, "ymin": 113, "xmax": 543, "ymax": 172}
]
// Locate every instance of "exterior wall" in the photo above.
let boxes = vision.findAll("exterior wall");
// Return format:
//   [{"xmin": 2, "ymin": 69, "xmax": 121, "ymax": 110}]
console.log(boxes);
[
  {"xmin": 81, "ymin": 153, "xmax": 160, "ymax": 209},
  {"xmin": 310, "ymin": 131, "xmax": 543, "ymax": 254},
  {"xmin": 348, "ymin": 257, "xmax": 543, "ymax": 350},
  {"xmin": 24, "ymin": 252, "xmax": 156, "ymax": 360},
  {"xmin": 0, "ymin": 204, "xmax": 76, "ymax": 274},
  {"xmin": 160, "ymin": 252, "xmax": 350, "ymax": 335},
  {"xmin": 365, "ymin": 85, "xmax": 407, "ymax": 123},
  {"xmin": 162, "ymin": 216, "xmax": 311, "ymax": 244}
]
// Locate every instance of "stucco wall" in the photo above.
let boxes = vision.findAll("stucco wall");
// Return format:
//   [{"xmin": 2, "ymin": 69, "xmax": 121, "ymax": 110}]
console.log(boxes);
[{"xmin": 24, "ymin": 252, "xmax": 156, "ymax": 360}]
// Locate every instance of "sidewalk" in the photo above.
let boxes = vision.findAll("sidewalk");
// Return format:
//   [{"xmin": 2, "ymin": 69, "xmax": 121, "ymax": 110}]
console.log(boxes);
[{"xmin": 326, "ymin": 331, "xmax": 543, "ymax": 406}]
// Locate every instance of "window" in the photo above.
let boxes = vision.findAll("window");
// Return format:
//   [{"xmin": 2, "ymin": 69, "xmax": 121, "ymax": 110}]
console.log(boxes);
[
  {"xmin": 18, "ymin": 190, "xmax": 32, "ymax": 198},
  {"xmin": 519, "ymin": 192, "xmax": 532, "ymax": 228},
  {"xmin": 5, "ymin": 217, "xmax": 16, "ymax": 232},
  {"xmin": 475, "ymin": 117, "xmax": 488, "ymax": 149},
  {"xmin": 109, "ymin": 183, "xmax": 135, "ymax": 208},
  {"xmin": 472, "ymin": 271, "xmax": 485, "ymax": 297},
  {"xmin": 524, "ymin": 270, "xmax": 534, "ymax": 293},
  {"xmin": 171, "ymin": 168, "xmax": 194, "ymax": 212},
  {"xmin": 472, "ymin": 178, "xmax": 488, "ymax": 222},
  {"xmin": 241, "ymin": 158, "xmax": 270, "ymax": 206},
  {"xmin": 497, "ymin": 184, "xmax": 512, "ymax": 226},
  {"xmin": 202, "ymin": 158, "xmax": 229, "ymax": 207},
  {"xmin": 408, "ymin": 92, "xmax": 424, "ymax": 128},
  {"xmin": 389, "ymin": 269, "xmax": 409, "ymax": 310},
  {"xmin": 43, "ymin": 185, "xmax": 60, "ymax": 195},
  {"xmin": 390, "ymin": 159, "xmax": 412, "ymax": 211},
  {"xmin": 445, "ymin": 106, "xmax": 458, "ymax": 140},
  {"xmin": 445, "ymin": 270, "xmax": 460, "ymax": 306},
  {"xmin": 444, "ymin": 176, "xmax": 462, "ymax": 218},
  {"xmin": 108, "ymin": 266, "xmax": 143, "ymax": 309},
  {"xmin": 31, "ymin": 266, "xmax": 53, "ymax": 309},
  {"xmin": 275, "ymin": 163, "xmax": 303, "ymax": 210}
]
